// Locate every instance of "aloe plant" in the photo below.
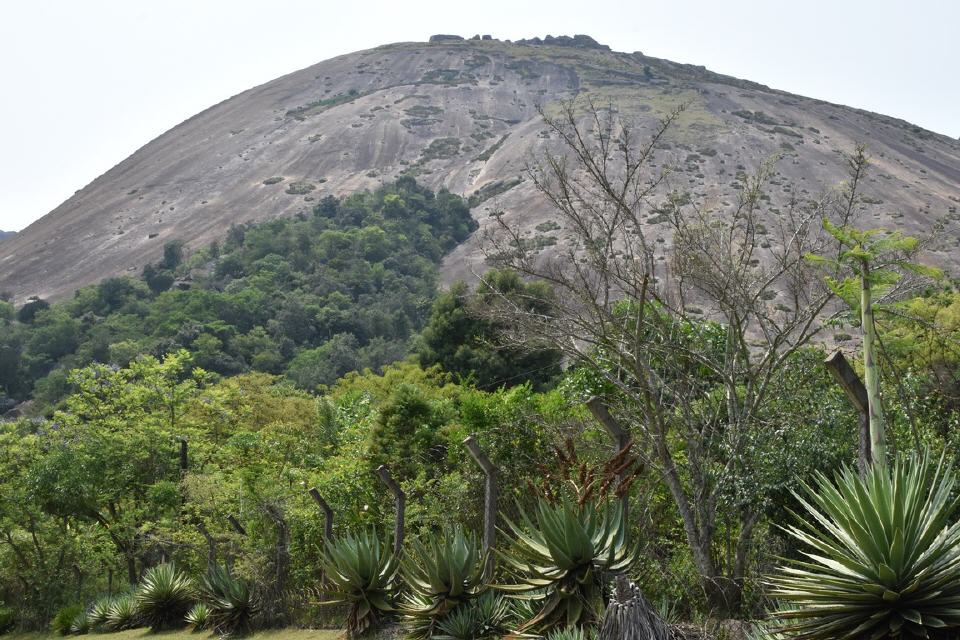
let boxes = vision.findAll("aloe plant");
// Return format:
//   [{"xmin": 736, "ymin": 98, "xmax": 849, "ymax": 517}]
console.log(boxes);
[
  {"xmin": 401, "ymin": 526, "xmax": 487, "ymax": 639},
  {"xmin": 135, "ymin": 563, "xmax": 195, "ymax": 631},
  {"xmin": 768, "ymin": 452, "xmax": 960, "ymax": 639},
  {"xmin": 497, "ymin": 498, "xmax": 636, "ymax": 633},
  {"xmin": 198, "ymin": 564, "xmax": 257, "ymax": 637},
  {"xmin": 321, "ymin": 530, "xmax": 399, "ymax": 638}
]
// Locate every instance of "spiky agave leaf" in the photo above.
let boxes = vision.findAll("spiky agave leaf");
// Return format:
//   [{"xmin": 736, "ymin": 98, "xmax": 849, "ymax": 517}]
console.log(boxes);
[
  {"xmin": 105, "ymin": 594, "xmax": 140, "ymax": 631},
  {"xmin": 198, "ymin": 564, "xmax": 258, "ymax": 637},
  {"xmin": 401, "ymin": 526, "xmax": 488, "ymax": 639},
  {"xmin": 69, "ymin": 611, "xmax": 90, "ymax": 635},
  {"xmin": 320, "ymin": 530, "xmax": 399, "ymax": 638},
  {"xmin": 496, "ymin": 498, "xmax": 636, "ymax": 634},
  {"xmin": 135, "ymin": 563, "xmax": 195, "ymax": 631},
  {"xmin": 768, "ymin": 452, "xmax": 960, "ymax": 640}
]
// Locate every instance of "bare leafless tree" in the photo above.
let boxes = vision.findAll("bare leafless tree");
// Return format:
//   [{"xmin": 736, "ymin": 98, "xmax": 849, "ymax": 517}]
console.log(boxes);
[{"xmin": 479, "ymin": 98, "xmax": 863, "ymax": 614}]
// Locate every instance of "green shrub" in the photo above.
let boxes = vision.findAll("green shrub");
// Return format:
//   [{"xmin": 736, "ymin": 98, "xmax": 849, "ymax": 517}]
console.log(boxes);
[
  {"xmin": 769, "ymin": 453, "xmax": 960, "ymax": 639},
  {"xmin": 401, "ymin": 526, "xmax": 486, "ymax": 639},
  {"xmin": 546, "ymin": 627, "xmax": 597, "ymax": 640},
  {"xmin": 321, "ymin": 530, "xmax": 399, "ymax": 638},
  {"xmin": 135, "ymin": 563, "xmax": 195, "ymax": 631},
  {"xmin": 198, "ymin": 565, "xmax": 257, "ymax": 637},
  {"xmin": 53, "ymin": 605, "xmax": 83, "ymax": 636},
  {"xmin": 497, "ymin": 498, "xmax": 636, "ymax": 634},
  {"xmin": 105, "ymin": 594, "xmax": 140, "ymax": 631},
  {"xmin": 185, "ymin": 602, "xmax": 211, "ymax": 631}
]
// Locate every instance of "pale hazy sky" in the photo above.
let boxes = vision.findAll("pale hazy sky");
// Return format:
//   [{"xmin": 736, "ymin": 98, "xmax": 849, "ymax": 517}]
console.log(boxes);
[{"xmin": 1, "ymin": 0, "xmax": 958, "ymax": 231}]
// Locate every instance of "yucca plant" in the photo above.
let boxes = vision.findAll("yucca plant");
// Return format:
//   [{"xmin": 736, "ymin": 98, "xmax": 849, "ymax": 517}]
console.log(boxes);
[
  {"xmin": 185, "ymin": 602, "xmax": 211, "ymax": 631},
  {"xmin": 433, "ymin": 592, "xmax": 513, "ymax": 640},
  {"xmin": 53, "ymin": 605, "xmax": 83, "ymax": 636},
  {"xmin": 135, "ymin": 563, "xmax": 195, "ymax": 631},
  {"xmin": 496, "ymin": 498, "xmax": 636, "ymax": 634},
  {"xmin": 546, "ymin": 627, "xmax": 598, "ymax": 640},
  {"xmin": 198, "ymin": 564, "xmax": 257, "ymax": 637},
  {"xmin": 768, "ymin": 453, "xmax": 960, "ymax": 639},
  {"xmin": 87, "ymin": 595, "xmax": 116, "ymax": 630},
  {"xmin": 105, "ymin": 594, "xmax": 140, "ymax": 631},
  {"xmin": 320, "ymin": 530, "xmax": 399, "ymax": 638},
  {"xmin": 402, "ymin": 526, "xmax": 487, "ymax": 639}
]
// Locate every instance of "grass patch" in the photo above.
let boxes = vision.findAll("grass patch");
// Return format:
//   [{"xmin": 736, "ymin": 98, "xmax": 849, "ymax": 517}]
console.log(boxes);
[
  {"xmin": 419, "ymin": 138, "xmax": 461, "ymax": 162},
  {"xmin": 287, "ymin": 89, "xmax": 363, "ymax": 119},
  {"xmin": 467, "ymin": 178, "xmax": 523, "ymax": 208},
  {"xmin": 473, "ymin": 134, "xmax": 510, "ymax": 162}
]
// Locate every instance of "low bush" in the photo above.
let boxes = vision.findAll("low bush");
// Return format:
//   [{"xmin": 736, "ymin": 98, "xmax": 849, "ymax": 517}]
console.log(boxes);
[{"xmin": 52, "ymin": 605, "xmax": 83, "ymax": 636}]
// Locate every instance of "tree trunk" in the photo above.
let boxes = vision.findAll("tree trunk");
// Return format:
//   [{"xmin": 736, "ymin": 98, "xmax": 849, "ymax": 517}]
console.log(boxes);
[{"xmin": 861, "ymin": 261, "xmax": 886, "ymax": 462}]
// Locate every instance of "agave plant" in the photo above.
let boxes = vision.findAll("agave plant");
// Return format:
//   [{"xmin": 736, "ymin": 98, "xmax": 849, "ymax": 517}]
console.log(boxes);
[
  {"xmin": 402, "ymin": 526, "xmax": 487, "ymax": 639},
  {"xmin": 320, "ymin": 530, "xmax": 399, "ymax": 638},
  {"xmin": 185, "ymin": 602, "xmax": 212, "ymax": 631},
  {"xmin": 496, "ymin": 498, "xmax": 636, "ymax": 634},
  {"xmin": 433, "ymin": 592, "xmax": 513, "ymax": 640},
  {"xmin": 546, "ymin": 627, "xmax": 598, "ymax": 640},
  {"xmin": 198, "ymin": 564, "xmax": 257, "ymax": 637},
  {"xmin": 135, "ymin": 563, "xmax": 195, "ymax": 631},
  {"xmin": 69, "ymin": 611, "xmax": 90, "ymax": 635},
  {"xmin": 53, "ymin": 605, "xmax": 83, "ymax": 636},
  {"xmin": 105, "ymin": 594, "xmax": 140, "ymax": 631},
  {"xmin": 87, "ymin": 595, "xmax": 116, "ymax": 630},
  {"xmin": 768, "ymin": 453, "xmax": 960, "ymax": 639}
]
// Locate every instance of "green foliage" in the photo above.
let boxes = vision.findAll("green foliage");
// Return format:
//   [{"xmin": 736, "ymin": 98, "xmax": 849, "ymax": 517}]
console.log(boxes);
[
  {"xmin": 198, "ymin": 565, "xmax": 257, "ymax": 637},
  {"xmin": 135, "ymin": 564, "xmax": 195, "ymax": 631},
  {"xmin": 185, "ymin": 602, "xmax": 212, "ymax": 630},
  {"xmin": 401, "ymin": 527, "xmax": 486, "ymax": 639},
  {"xmin": 52, "ymin": 605, "xmax": 83, "ymax": 636},
  {"xmin": 68, "ymin": 610, "xmax": 89, "ymax": 635},
  {"xmin": 417, "ymin": 271, "xmax": 562, "ymax": 391},
  {"xmin": 320, "ymin": 531, "xmax": 399, "ymax": 638},
  {"xmin": 0, "ymin": 607, "xmax": 15, "ymax": 634},
  {"xmin": 497, "ymin": 499, "xmax": 636, "ymax": 633},
  {"xmin": 769, "ymin": 453, "xmax": 960, "ymax": 639},
  {"xmin": 1, "ymin": 177, "xmax": 476, "ymax": 406}
]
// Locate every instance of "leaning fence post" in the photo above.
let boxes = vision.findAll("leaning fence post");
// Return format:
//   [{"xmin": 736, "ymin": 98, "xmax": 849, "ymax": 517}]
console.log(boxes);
[
  {"xmin": 375, "ymin": 465, "xmax": 405, "ymax": 555},
  {"xmin": 824, "ymin": 350, "xmax": 872, "ymax": 474},
  {"xmin": 463, "ymin": 435, "xmax": 498, "ymax": 578},
  {"xmin": 308, "ymin": 487, "xmax": 334, "ymax": 541}
]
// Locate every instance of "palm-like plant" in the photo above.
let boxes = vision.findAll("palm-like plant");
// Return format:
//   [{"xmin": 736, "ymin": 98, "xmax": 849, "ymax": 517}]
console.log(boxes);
[
  {"xmin": 69, "ymin": 611, "xmax": 90, "ymax": 635},
  {"xmin": 105, "ymin": 594, "xmax": 140, "ymax": 631},
  {"xmin": 135, "ymin": 563, "xmax": 195, "ymax": 631},
  {"xmin": 320, "ymin": 530, "xmax": 399, "ymax": 638},
  {"xmin": 496, "ymin": 498, "xmax": 635, "ymax": 634},
  {"xmin": 402, "ymin": 527, "xmax": 487, "ymax": 639},
  {"xmin": 768, "ymin": 453, "xmax": 960, "ymax": 639},
  {"xmin": 198, "ymin": 564, "xmax": 257, "ymax": 637}
]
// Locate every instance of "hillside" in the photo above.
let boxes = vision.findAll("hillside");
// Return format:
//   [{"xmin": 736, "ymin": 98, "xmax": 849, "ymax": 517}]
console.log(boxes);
[
  {"xmin": 0, "ymin": 231, "xmax": 15, "ymax": 243},
  {"xmin": 1, "ymin": 34, "xmax": 959, "ymax": 304}
]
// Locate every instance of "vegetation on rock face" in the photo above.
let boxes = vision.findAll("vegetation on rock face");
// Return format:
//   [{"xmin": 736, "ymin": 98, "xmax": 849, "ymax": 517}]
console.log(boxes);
[{"xmin": 0, "ymin": 177, "xmax": 476, "ymax": 408}]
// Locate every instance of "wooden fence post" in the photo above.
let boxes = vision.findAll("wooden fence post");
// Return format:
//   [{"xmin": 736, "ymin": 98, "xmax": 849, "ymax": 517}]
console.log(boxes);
[
  {"xmin": 824, "ymin": 351, "xmax": 871, "ymax": 473},
  {"xmin": 178, "ymin": 438, "xmax": 189, "ymax": 473},
  {"xmin": 375, "ymin": 466, "xmax": 405, "ymax": 555},
  {"xmin": 227, "ymin": 515, "xmax": 247, "ymax": 537},
  {"xmin": 463, "ymin": 435, "xmax": 498, "ymax": 578},
  {"xmin": 308, "ymin": 487, "xmax": 334, "ymax": 541}
]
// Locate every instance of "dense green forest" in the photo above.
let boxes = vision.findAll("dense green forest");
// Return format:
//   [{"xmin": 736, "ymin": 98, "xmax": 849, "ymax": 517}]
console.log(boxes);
[
  {"xmin": 3, "ymin": 120, "xmax": 960, "ymax": 640},
  {"xmin": 0, "ymin": 178, "xmax": 499, "ymax": 410}
]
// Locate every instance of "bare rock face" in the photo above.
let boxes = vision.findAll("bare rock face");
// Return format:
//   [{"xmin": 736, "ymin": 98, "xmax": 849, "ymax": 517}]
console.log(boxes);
[{"xmin": 1, "ymin": 36, "xmax": 958, "ymax": 304}]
